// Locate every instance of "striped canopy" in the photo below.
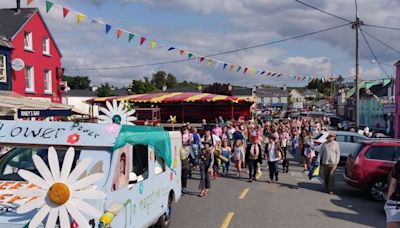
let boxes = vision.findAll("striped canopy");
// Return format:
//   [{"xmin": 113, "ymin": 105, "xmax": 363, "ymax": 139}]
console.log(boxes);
[{"xmin": 88, "ymin": 92, "xmax": 254, "ymax": 104}]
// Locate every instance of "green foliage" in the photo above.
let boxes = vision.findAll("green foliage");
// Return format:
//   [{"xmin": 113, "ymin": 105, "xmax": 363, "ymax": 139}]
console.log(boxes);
[
  {"xmin": 62, "ymin": 75, "xmax": 91, "ymax": 90},
  {"xmin": 96, "ymin": 83, "xmax": 116, "ymax": 97},
  {"xmin": 203, "ymin": 83, "xmax": 232, "ymax": 95},
  {"xmin": 130, "ymin": 78, "xmax": 157, "ymax": 94},
  {"xmin": 166, "ymin": 73, "xmax": 177, "ymax": 89}
]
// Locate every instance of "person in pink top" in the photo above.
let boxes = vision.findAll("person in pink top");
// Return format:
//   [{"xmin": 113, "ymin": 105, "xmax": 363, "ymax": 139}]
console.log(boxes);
[{"xmin": 213, "ymin": 124, "xmax": 222, "ymax": 138}]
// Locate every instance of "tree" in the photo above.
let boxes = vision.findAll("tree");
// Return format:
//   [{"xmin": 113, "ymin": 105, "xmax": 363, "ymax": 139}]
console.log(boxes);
[
  {"xmin": 96, "ymin": 83, "xmax": 115, "ymax": 97},
  {"xmin": 130, "ymin": 79, "xmax": 156, "ymax": 94},
  {"xmin": 151, "ymin": 71, "xmax": 167, "ymax": 90},
  {"xmin": 203, "ymin": 83, "xmax": 232, "ymax": 95},
  {"xmin": 62, "ymin": 75, "xmax": 91, "ymax": 90},
  {"xmin": 166, "ymin": 73, "xmax": 177, "ymax": 89}
]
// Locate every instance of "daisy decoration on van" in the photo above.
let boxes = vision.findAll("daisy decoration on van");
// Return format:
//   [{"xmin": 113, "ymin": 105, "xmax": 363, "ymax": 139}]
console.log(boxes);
[
  {"xmin": 99, "ymin": 99, "xmax": 137, "ymax": 125},
  {"xmin": 14, "ymin": 146, "xmax": 106, "ymax": 228}
]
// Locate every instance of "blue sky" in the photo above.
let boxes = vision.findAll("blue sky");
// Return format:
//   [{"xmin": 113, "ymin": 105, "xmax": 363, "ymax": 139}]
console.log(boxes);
[{"xmin": 1, "ymin": 0, "xmax": 399, "ymax": 87}]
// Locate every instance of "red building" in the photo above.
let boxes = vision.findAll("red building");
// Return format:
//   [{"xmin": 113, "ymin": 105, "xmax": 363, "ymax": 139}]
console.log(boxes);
[{"xmin": 0, "ymin": 6, "xmax": 63, "ymax": 103}]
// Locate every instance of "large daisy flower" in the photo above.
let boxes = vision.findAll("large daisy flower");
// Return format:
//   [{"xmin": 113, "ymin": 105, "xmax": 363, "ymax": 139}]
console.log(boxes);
[
  {"xmin": 98, "ymin": 99, "xmax": 137, "ymax": 125},
  {"xmin": 13, "ymin": 147, "xmax": 106, "ymax": 228}
]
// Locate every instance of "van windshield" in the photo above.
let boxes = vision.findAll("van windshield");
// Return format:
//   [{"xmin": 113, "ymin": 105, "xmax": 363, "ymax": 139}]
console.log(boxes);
[{"xmin": 0, "ymin": 147, "xmax": 110, "ymax": 183}]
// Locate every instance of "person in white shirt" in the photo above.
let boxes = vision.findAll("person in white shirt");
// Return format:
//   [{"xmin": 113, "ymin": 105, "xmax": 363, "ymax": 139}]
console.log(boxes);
[{"xmin": 265, "ymin": 135, "xmax": 282, "ymax": 183}]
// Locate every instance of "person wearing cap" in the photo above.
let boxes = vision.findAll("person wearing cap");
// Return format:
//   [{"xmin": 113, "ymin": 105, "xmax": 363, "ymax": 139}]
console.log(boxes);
[{"xmin": 316, "ymin": 132, "xmax": 340, "ymax": 195}]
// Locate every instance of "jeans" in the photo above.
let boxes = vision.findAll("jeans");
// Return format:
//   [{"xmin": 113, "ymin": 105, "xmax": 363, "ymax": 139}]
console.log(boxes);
[
  {"xmin": 323, "ymin": 164, "xmax": 336, "ymax": 192},
  {"xmin": 222, "ymin": 162, "xmax": 230, "ymax": 174},
  {"xmin": 268, "ymin": 161, "xmax": 278, "ymax": 181},
  {"xmin": 181, "ymin": 159, "xmax": 190, "ymax": 188},
  {"xmin": 248, "ymin": 159, "xmax": 258, "ymax": 180},
  {"xmin": 199, "ymin": 165, "xmax": 211, "ymax": 190}
]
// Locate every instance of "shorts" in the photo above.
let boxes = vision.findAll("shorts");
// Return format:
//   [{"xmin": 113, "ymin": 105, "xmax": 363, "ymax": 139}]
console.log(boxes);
[{"xmin": 385, "ymin": 201, "xmax": 400, "ymax": 222}]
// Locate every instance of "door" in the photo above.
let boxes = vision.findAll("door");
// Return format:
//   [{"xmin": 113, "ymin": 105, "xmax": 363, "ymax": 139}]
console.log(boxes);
[{"xmin": 363, "ymin": 145, "xmax": 397, "ymax": 181}]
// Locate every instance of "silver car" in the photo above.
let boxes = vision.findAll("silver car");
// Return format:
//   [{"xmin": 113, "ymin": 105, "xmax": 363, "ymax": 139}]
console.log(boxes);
[{"xmin": 314, "ymin": 131, "xmax": 369, "ymax": 159}]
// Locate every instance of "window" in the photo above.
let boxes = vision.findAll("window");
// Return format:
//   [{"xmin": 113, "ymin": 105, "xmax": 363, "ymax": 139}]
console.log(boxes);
[
  {"xmin": 24, "ymin": 31, "xmax": 33, "ymax": 50},
  {"xmin": 0, "ymin": 147, "xmax": 81, "ymax": 181},
  {"xmin": 44, "ymin": 70, "xmax": 52, "ymax": 93},
  {"xmin": 25, "ymin": 66, "xmax": 35, "ymax": 92},
  {"xmin": 42, "ymin": 37, "xmax": 50, "ymax": 55},
  {"xmin": 0, "ymin": 55, "xmax": 6, "ymax": 82},
  {"xmin": 365, "ymin": 146, "xmax": 396, "ymax": 161},
  {"xmin": 335, "ymin": 135, "xmax": 347, "ymax": 142},
  {"xmin": 131, "ymin": 145, "xmax": 149, "ymax": 182},
  {"xmin": 154, "ymin": 152, "xmax": 166, "ymax": 175}
]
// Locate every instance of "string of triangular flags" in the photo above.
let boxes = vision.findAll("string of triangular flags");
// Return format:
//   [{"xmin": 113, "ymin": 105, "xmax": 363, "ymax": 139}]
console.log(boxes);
[{"xmin": 28, "ymin": 0, "xmax": 354, "ymax": 82}]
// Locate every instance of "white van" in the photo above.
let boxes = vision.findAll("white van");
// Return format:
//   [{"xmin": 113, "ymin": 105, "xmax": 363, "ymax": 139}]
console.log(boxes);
[{"xmin": 0, "ymin": 120, "xmax": 182, "ymax": 228}]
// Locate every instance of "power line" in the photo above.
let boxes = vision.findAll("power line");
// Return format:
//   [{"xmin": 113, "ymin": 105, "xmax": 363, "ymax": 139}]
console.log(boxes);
[
  {"xmin": 294, "ymin": 0, "xmax": 353, "ymax": 22},
  {"xmin": 362, "ymin": 30, "xmax": 400, "ymax": 55},
  {"xmin": 363, "ymin": 24, "xmax": 400, "ymax": 31},
  {"xmin": 65, "ymin": 23, "xmax": 351, "ymax": 71},
  {"xmin": 360, "ymin": 28, "xmax": 391, "ymax": 78}
]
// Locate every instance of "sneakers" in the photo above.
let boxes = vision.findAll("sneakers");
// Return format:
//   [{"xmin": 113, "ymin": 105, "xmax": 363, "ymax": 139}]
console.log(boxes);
[{"xmin": 249, "ymin": 178, "xmax": 253, "ymax": 182}]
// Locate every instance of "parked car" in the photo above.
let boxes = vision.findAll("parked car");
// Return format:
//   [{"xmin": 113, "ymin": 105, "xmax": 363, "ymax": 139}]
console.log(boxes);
[
  {"xmin": 344, "ymin": 140, "xmax": 400, "ymax": 201},
  {"xmin": 313, "ymin": 131, "xmax": 368, "ymax": 160},
  {"xmin": 328, "ymin": 115, "xmax": 343, "ymax": 127}
]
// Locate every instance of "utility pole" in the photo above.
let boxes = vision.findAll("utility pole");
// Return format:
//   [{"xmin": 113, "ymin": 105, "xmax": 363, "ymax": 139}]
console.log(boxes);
[{"xmin": 352, "ymin": 0, "xmax": 363, "ymax": 130}]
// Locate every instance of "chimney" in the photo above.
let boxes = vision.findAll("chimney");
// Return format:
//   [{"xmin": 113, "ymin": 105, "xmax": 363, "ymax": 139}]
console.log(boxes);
[{"xmin": 16, "ymin": 0, "xmax": 21, "ymax": 12}]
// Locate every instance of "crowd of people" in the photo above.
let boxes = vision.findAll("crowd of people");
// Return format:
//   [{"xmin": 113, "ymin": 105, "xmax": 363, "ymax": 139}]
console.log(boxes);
[{"xmin": 179, "ymin": 115, "xmax": 339, "ymax": 197}]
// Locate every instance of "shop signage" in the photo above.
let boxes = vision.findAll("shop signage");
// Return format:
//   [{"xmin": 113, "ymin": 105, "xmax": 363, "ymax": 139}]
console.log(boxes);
[
  {"xmin": 11, "ymin": 58, "xmax": 24, "ymax": 71},
  {"xmin": 17, "ymin": 109, "xmax": 72, "ymax": 118},
  {"xmin": 383, "ymin": 103, "xmax": 395, "ymax": 114}
]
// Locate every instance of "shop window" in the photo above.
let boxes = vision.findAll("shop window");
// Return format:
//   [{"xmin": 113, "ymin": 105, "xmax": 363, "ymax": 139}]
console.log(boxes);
[
  {"xmin": 0, "ymin": 55, "xmax": 6, "ymax": 82},
  {"xmin": 24, "ymin": 31, "xmax": 33, "ymax": 51},
  {"xmin": 25, "ymin": 66, "xmax": 35, "ymax": 92},
  {"xmin": 44, "ymin": 70, "xmax": 52, "ymax": 93},
  {"xmin": 154, "ymin": 153, "xmax": 166, "ymax": 175},
  {"xmin": 42, "ymin": 37, "xmax": 50, "ymax": 55}
]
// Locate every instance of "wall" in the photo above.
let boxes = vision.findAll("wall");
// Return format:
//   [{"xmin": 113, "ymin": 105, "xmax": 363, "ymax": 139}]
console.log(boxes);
[
  {"xmin": 0, "ymin": 47, "xmax": 12, "ymax": 91},
  {"xmin": 11, "ymin": 12, "xmax": 62, "ymax": 103},
  {"xmin": 359, "ymin": 98, "xmax": 385, "ymax": 131},
  {"xmin": 62, "ymin": 96, "xmax": 99, "ymax": 117}
]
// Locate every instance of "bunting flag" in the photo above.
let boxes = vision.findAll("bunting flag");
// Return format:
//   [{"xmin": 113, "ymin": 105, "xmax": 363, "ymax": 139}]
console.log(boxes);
[
  {"xmin": 77, "ymin": 13, "xmax": 85, "ymax": 24},
  {"xmin": 62, "ymin": 7, "xmax": 70, "ymax": 18},
  {"xmin": 151, "ymin": 40, "xmax": 156, "ymax": 49},
  {"xmin": 116, "ymin": 29, "xmax": 124, "ymax": 38},
  {"xmin": 140, "ymin": 37, "xmax": 146, "ymax": 45},
  {"xmin": 128, "ymin": 33, "xmax": 135, "ymax": 42},
  {"xmin": 105, "ymin": 24, "xmax": 112, "ymax": 34},
  {"xmin": 34, "ymin": 0, "xmax": 352, "ymax": 83},
  {"xmin": 45, "ymin": 0, "xmax": 53, "ymax": 13}
]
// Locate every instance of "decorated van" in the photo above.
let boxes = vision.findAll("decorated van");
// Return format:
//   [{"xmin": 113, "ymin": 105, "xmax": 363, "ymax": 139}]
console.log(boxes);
[{"xmin": 0, "ymin": 120, "xmax": 182, "ymax": 228}]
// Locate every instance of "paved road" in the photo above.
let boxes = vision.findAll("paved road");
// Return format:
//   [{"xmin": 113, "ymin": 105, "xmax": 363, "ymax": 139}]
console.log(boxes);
[{"xmin": 170, "ymin": 154, "xmax": 385, "ymax": 228}]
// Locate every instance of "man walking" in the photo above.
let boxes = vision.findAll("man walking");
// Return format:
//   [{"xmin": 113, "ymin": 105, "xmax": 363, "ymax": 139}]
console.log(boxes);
[
  {"xmin": 316, "ymin": 132, "xmax": 340, "ymax": 195},
  {"xmin": 246, "ymin": 137, "xmax": 261, "ymax": 182}
]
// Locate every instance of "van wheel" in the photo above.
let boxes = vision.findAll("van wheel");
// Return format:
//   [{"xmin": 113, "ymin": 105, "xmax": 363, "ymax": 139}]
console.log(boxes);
[
  {"xmin": 369, "ymin": 178, "xmax": 387, "ymax": 201},
  {"xmin": 154, "ymin": 194, "xmax": 173, "ymax": 228}
]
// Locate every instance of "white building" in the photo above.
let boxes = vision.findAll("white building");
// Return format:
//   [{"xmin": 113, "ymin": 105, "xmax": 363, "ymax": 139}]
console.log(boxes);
[{"xmin": 62, "ymin": 90, "xmax": 99, "ymax": 119}]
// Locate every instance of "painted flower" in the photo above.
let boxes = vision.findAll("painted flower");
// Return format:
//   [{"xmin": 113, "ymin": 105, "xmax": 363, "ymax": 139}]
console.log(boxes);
[
  {"xmin": 14, "ymin": 147, "xmax": 106, "ymax": 228},
  {"xmin": 67, "ymin": 133, "xmax": 80, "ymax": 144},
  {"xmin": 105, "ymin": 124, "xmax": 120, "ymax": 134},
  {"xmin": 98, "ymin": 100, "xmax": 137, "ymax": 125}
]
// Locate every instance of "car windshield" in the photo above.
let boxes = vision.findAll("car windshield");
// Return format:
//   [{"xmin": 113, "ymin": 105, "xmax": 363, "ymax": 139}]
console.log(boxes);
[
  {"xmin": 314, "ymin": 133, "xmax": 324, "ymax": 140},
  {"xmin": 0, "ymin": 147, "xmax": 110, "ymax": 183}
]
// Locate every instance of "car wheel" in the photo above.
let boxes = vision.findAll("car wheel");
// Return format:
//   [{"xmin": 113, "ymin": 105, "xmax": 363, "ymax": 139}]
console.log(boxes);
[
  {"xmin": 154, "ymin": 193, "xmax": 174, "ymax": 228},
  {"xmin": 368, "ymin": 178, "xmax": 387, "ymax": 201}
]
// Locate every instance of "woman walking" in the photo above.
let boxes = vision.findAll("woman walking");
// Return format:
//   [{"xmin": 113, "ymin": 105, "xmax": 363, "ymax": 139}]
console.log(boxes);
[
  {"xmin": 265, "ymin": 135, "xmax": 282, "ymax": 183},
  {"xmin": 232, "ymin": 139, "xmax": 245, "ymax": 178},
  {"xmin": 221, "ymin": 139, "xmax": 232, "ymax": 176},
  {"xmin": 199, "ymin": 142, "xmax": 214, "ymax": 197}
]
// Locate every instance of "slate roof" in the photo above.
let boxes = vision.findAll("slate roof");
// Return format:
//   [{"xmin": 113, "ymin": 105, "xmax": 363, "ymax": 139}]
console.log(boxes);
[
  {"xmin": 0, "ymin": 8, "xmax": 37, "ymax": 39},
  {"xmin": 256, "ymin": 88, "xmax": 288, "ymax": 97},
  {"xmin": 64, "ymin": 90, "xmax": 96, "ymax": 97},
  {"xmin": 0, "ymin": 36, "xmax": 13, "ymax": 49},
  {"xmin": 231, "ymin": 87, "xmax": 253, "ymax": 96}
]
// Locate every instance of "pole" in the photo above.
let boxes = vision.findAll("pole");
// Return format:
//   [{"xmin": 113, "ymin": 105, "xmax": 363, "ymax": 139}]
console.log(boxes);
[{"xmin": 353, "ymin": 3, "xmax": 361, "ymax": 129}]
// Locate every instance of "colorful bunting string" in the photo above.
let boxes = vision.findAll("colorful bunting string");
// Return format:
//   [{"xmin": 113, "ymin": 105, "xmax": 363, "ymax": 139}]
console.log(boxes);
[{"xmin": 29, "ymin": 0, "xmax": 350, "ymax": 83}]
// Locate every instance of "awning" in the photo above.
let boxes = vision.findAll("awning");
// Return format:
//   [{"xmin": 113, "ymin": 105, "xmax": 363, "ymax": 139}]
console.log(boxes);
[
  {"xmin": 0, "ymin": 91, "xmax": 72, "ymax": 117},
  {"xmin": 87, "ymin": 92, "xmax": 255, "ymax": 104}
]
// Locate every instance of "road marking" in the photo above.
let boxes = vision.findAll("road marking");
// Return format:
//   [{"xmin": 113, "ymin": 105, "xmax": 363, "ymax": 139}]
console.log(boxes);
[
  {"xmin": 221, "ymin": 212, "xmax": 234, "ymax": 228},
  {"xmin": 256, "ymin": 172, "xmax": 263, "ymax": 180},
  {"xmin": 239, "ymin": 187, "xmax": 250, "ymax": 200}
]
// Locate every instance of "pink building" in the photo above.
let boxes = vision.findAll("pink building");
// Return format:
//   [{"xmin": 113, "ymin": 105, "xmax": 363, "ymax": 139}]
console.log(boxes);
[{"xmin": 394, "ymin": 61, "xmax": 400, "ymax": 138}]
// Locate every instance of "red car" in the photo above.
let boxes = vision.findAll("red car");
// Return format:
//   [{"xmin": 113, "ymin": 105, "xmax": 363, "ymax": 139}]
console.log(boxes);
[{"xmin": 344, "ymin": 140, "xmax": 400, "ymax": 201}]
